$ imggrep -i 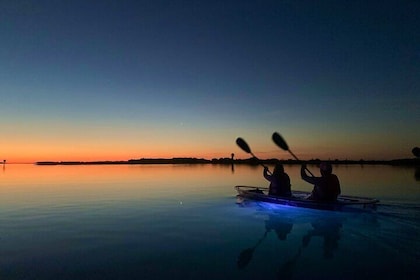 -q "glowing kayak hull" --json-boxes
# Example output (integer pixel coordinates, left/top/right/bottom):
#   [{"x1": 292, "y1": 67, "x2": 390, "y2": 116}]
[{"x1": 235, "y1": 186, "x2": 379, "y2": 211}]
